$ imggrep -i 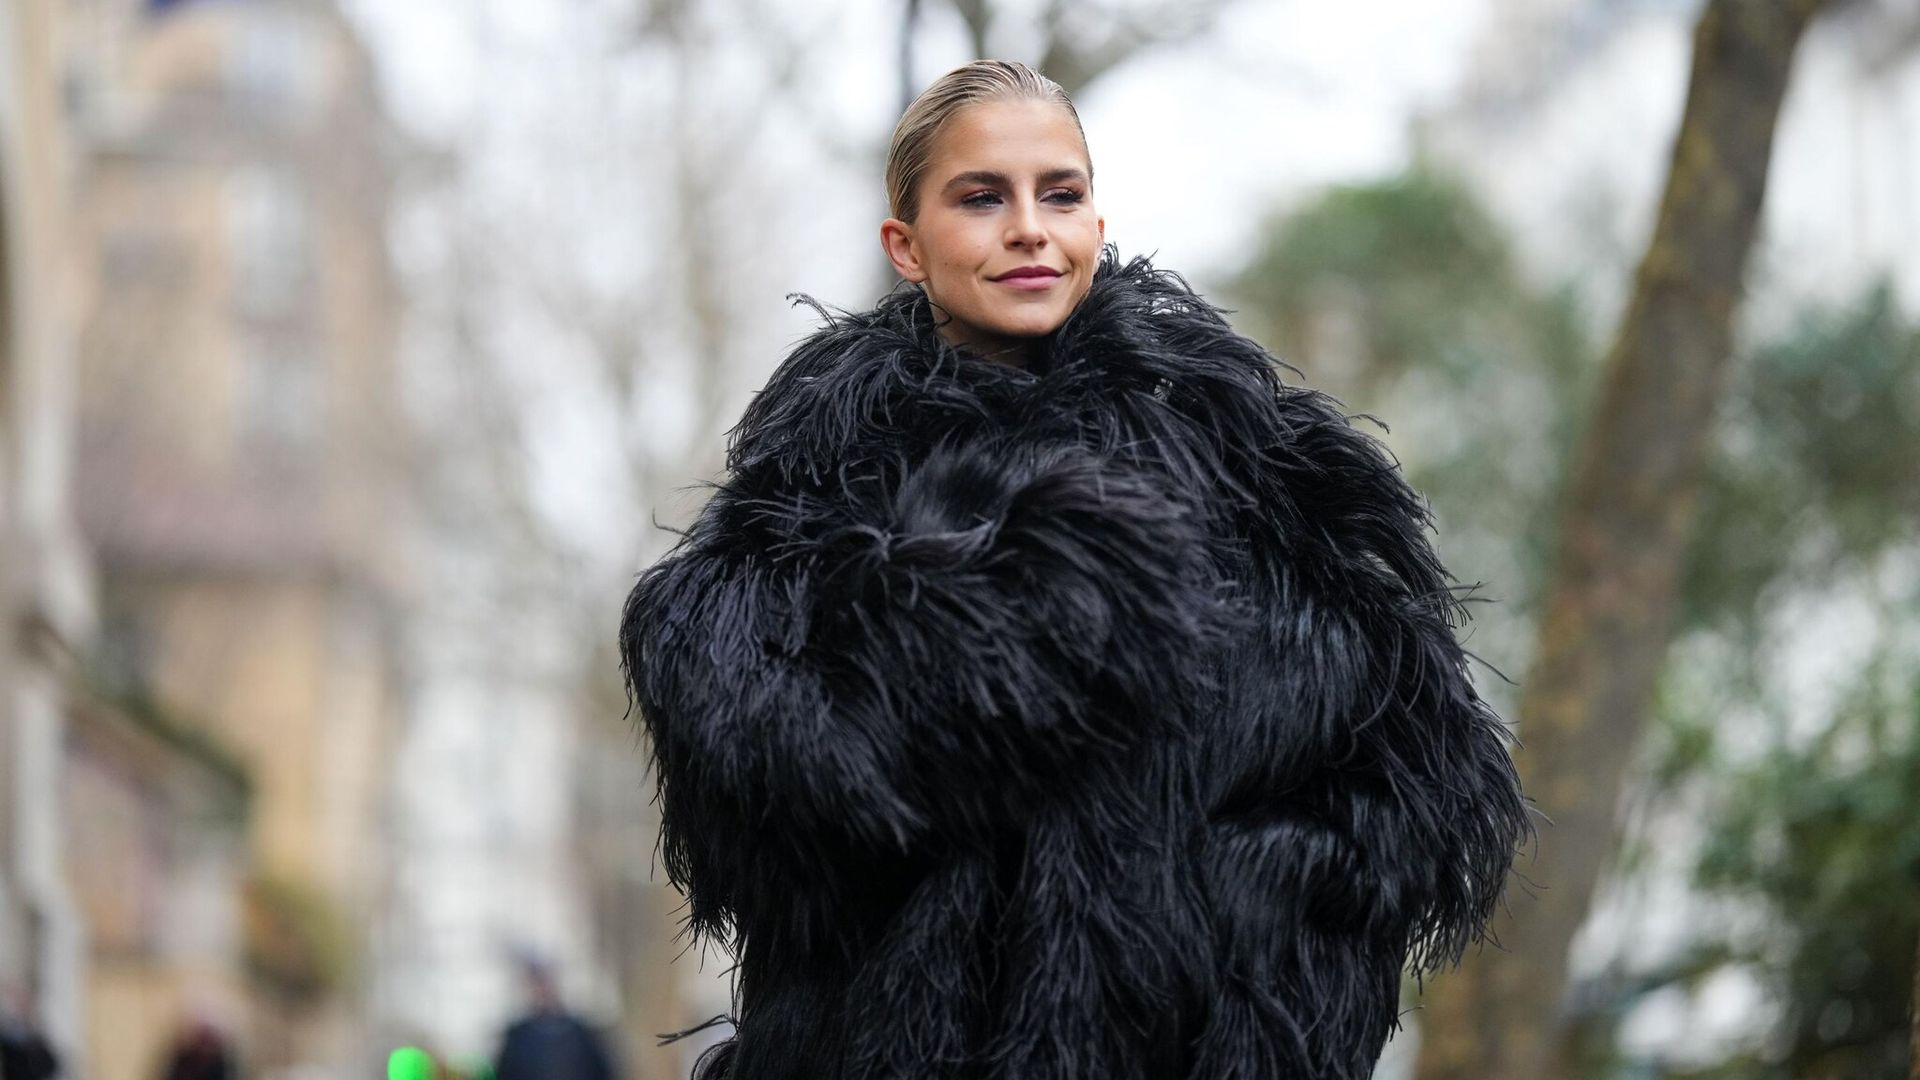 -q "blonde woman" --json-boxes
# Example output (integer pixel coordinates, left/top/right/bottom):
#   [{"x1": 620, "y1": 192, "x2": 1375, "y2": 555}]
[{"x1": 621, "y1": 58, "x2": 1531, "y2": 1080}]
